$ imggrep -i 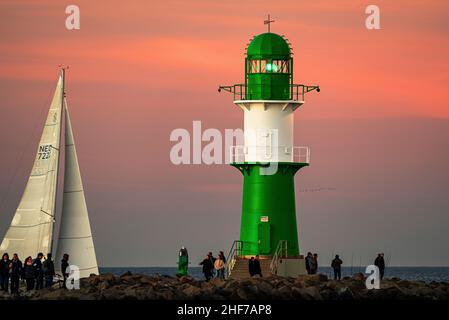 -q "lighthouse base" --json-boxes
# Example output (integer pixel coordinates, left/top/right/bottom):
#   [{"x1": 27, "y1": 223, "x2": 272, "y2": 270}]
[{"x1": 273, "y1": 257, "x2": 307, "y2": 277}]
